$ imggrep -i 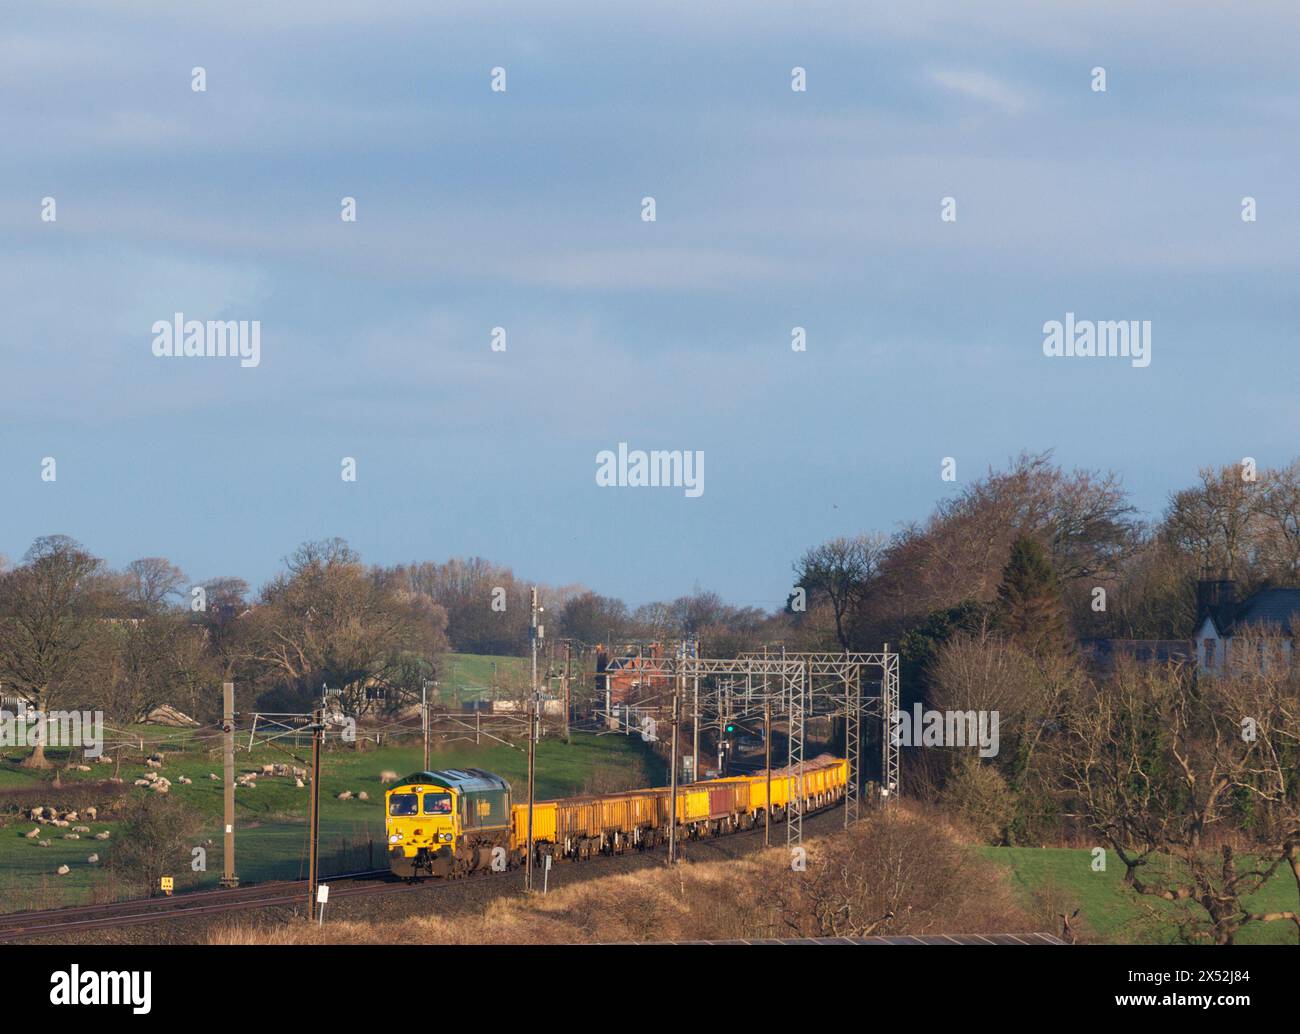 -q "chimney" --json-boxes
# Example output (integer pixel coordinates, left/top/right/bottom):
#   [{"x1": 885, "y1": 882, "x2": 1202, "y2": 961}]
[{"x1": 1196, "y1": 570, "x2": 1236, "y2": 624}]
